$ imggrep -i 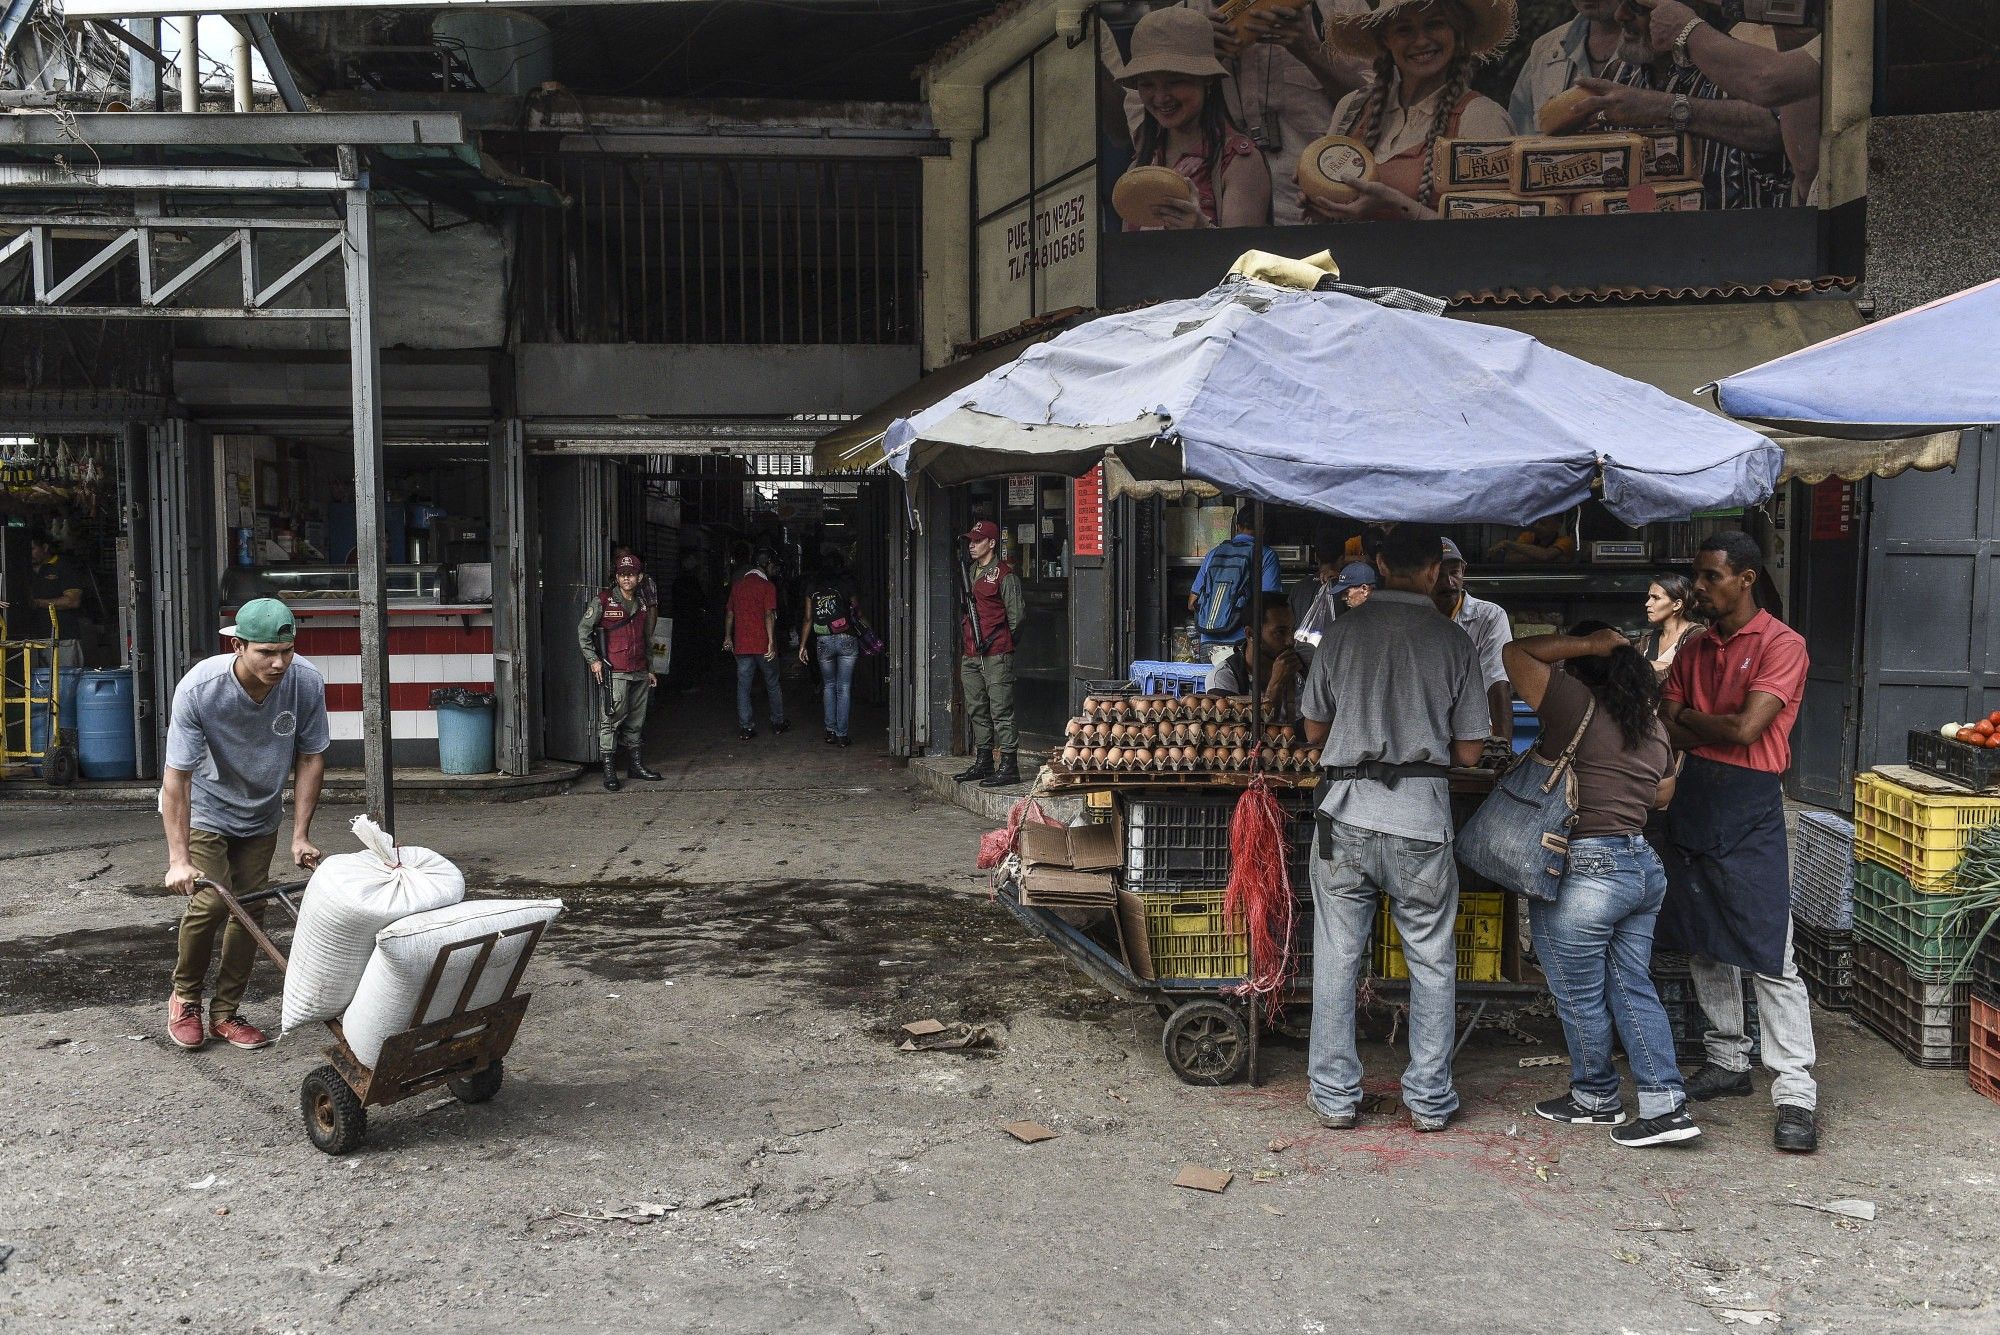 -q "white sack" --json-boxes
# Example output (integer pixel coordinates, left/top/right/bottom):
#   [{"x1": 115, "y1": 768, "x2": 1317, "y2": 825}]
[
  {"x1": 280, "y1": 815, "x2": 466, "y2": 1034},
  {"x1": 339, "y1": 898, "x2": 562, "y2": 1069}
]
